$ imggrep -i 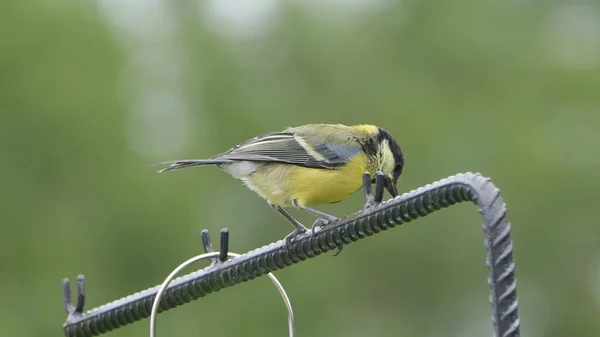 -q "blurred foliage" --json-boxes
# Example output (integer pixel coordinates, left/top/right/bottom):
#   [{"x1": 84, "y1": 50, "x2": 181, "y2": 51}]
[{"x1": 2, "y1": 1, "x2": 600, "y2": 336}]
